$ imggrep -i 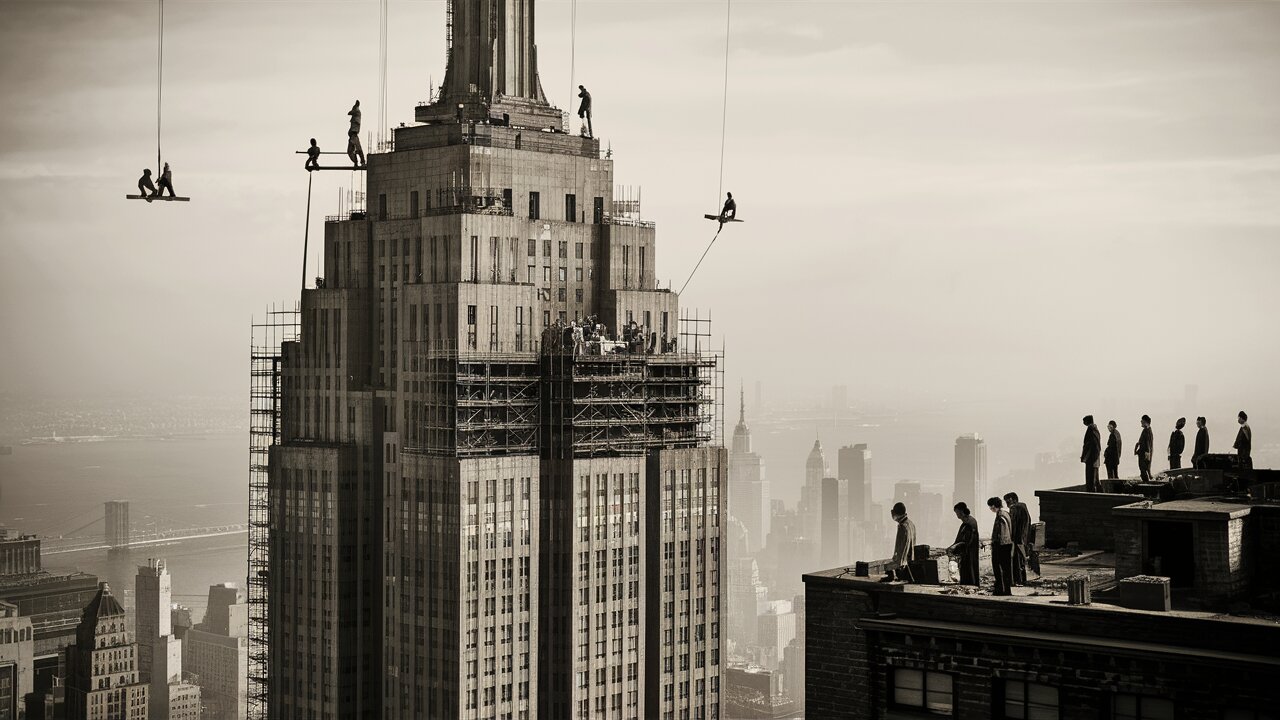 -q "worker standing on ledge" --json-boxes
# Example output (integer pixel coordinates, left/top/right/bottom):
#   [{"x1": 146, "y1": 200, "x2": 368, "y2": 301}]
[
  {"x1": 884, "y1": 502, "x2": 915, "y2": 583},
  {"x1": 347, "y1": 100, "x2": 365, "y2": 167},
  {"x1": 1235, "y1": 411, "x2": 1252, "y2": 469},
  {"x1": 1135, "y1": 415, "x2": 1154, "y2": 482},
  {"x1": 1192, "y1": 416, "x2": 1210, "y2": 467},
  {"x1": 1168, "y1": 417, "x2": 1186, "y2": 470},
  {"x1": 1105, "y1": 420, "x2": 1122, "y2": 480},
  {"x1": 577, "y1": 85, "x2": 593, "y2": 138},
  {"x1": 1080, "y1": 415, "x2": 1101, "y2": 491}
]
